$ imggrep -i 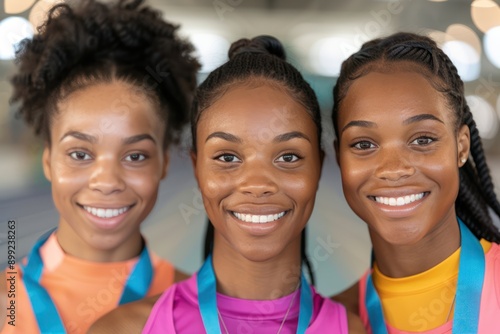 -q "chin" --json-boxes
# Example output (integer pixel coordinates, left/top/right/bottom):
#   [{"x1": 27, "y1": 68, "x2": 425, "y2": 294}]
[{"x1": 238, "y1": 245, "x2": 283, "y2": 263}]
